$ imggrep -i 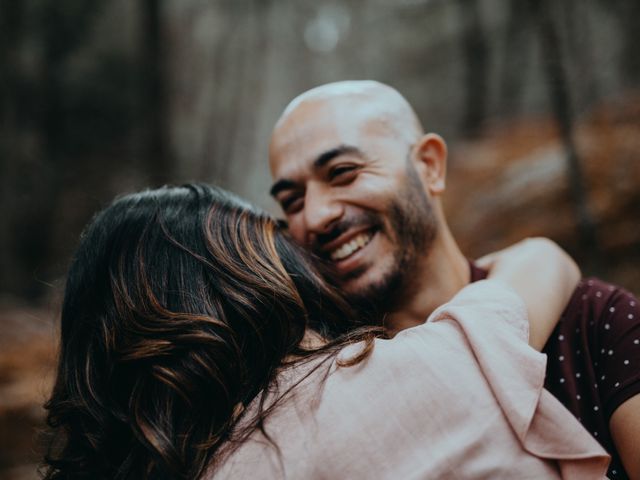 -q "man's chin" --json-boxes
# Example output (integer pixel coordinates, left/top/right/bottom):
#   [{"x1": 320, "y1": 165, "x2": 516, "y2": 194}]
[
  {"x1": 340, "y1": 268, "x2": 404, "y2": 319},
  {"x1": 337, "y1": 263, "x2": 386, "y2": 296}
]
